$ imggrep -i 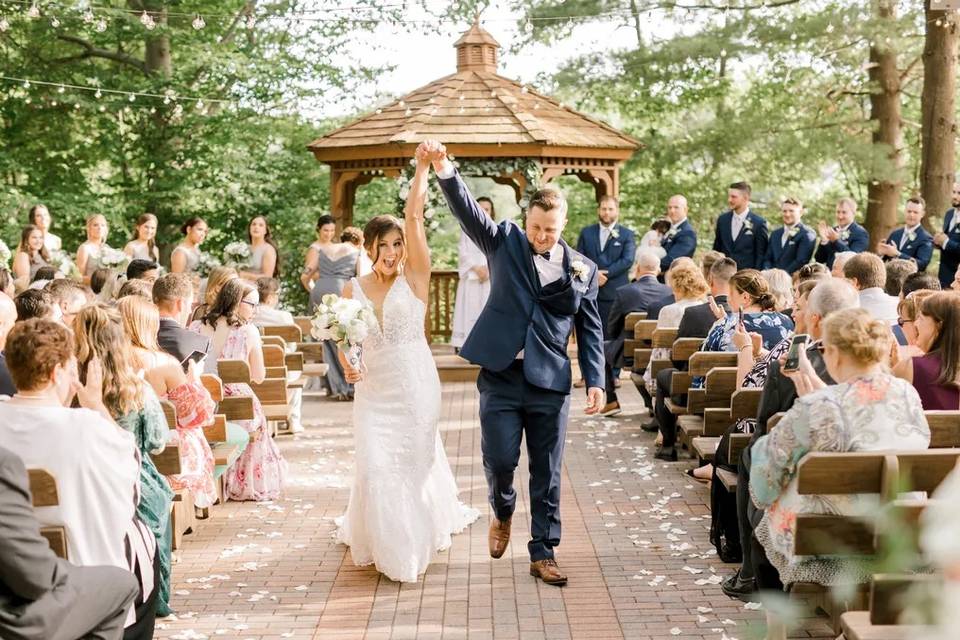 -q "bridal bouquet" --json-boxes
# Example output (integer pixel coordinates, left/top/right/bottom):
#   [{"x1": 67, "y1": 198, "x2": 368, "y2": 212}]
[
  {"x1": 223, "y1": 242, "x2": 250, "y2": 269},
  {"x1": 99, "y1": 247, "x2": 130, "y2": 270},
  {"x1": 46, "y1": 250, "x2": 81, "y2": 279},
  {"x1": 196, "y1": 251, "x2": 222, "y2": 277},
  {"x1": 310, "y1": 294, "x2": 377, "y2": 369},
  {"x1": 0, "y1": 240, "x2": 10, "y2": 269}
]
